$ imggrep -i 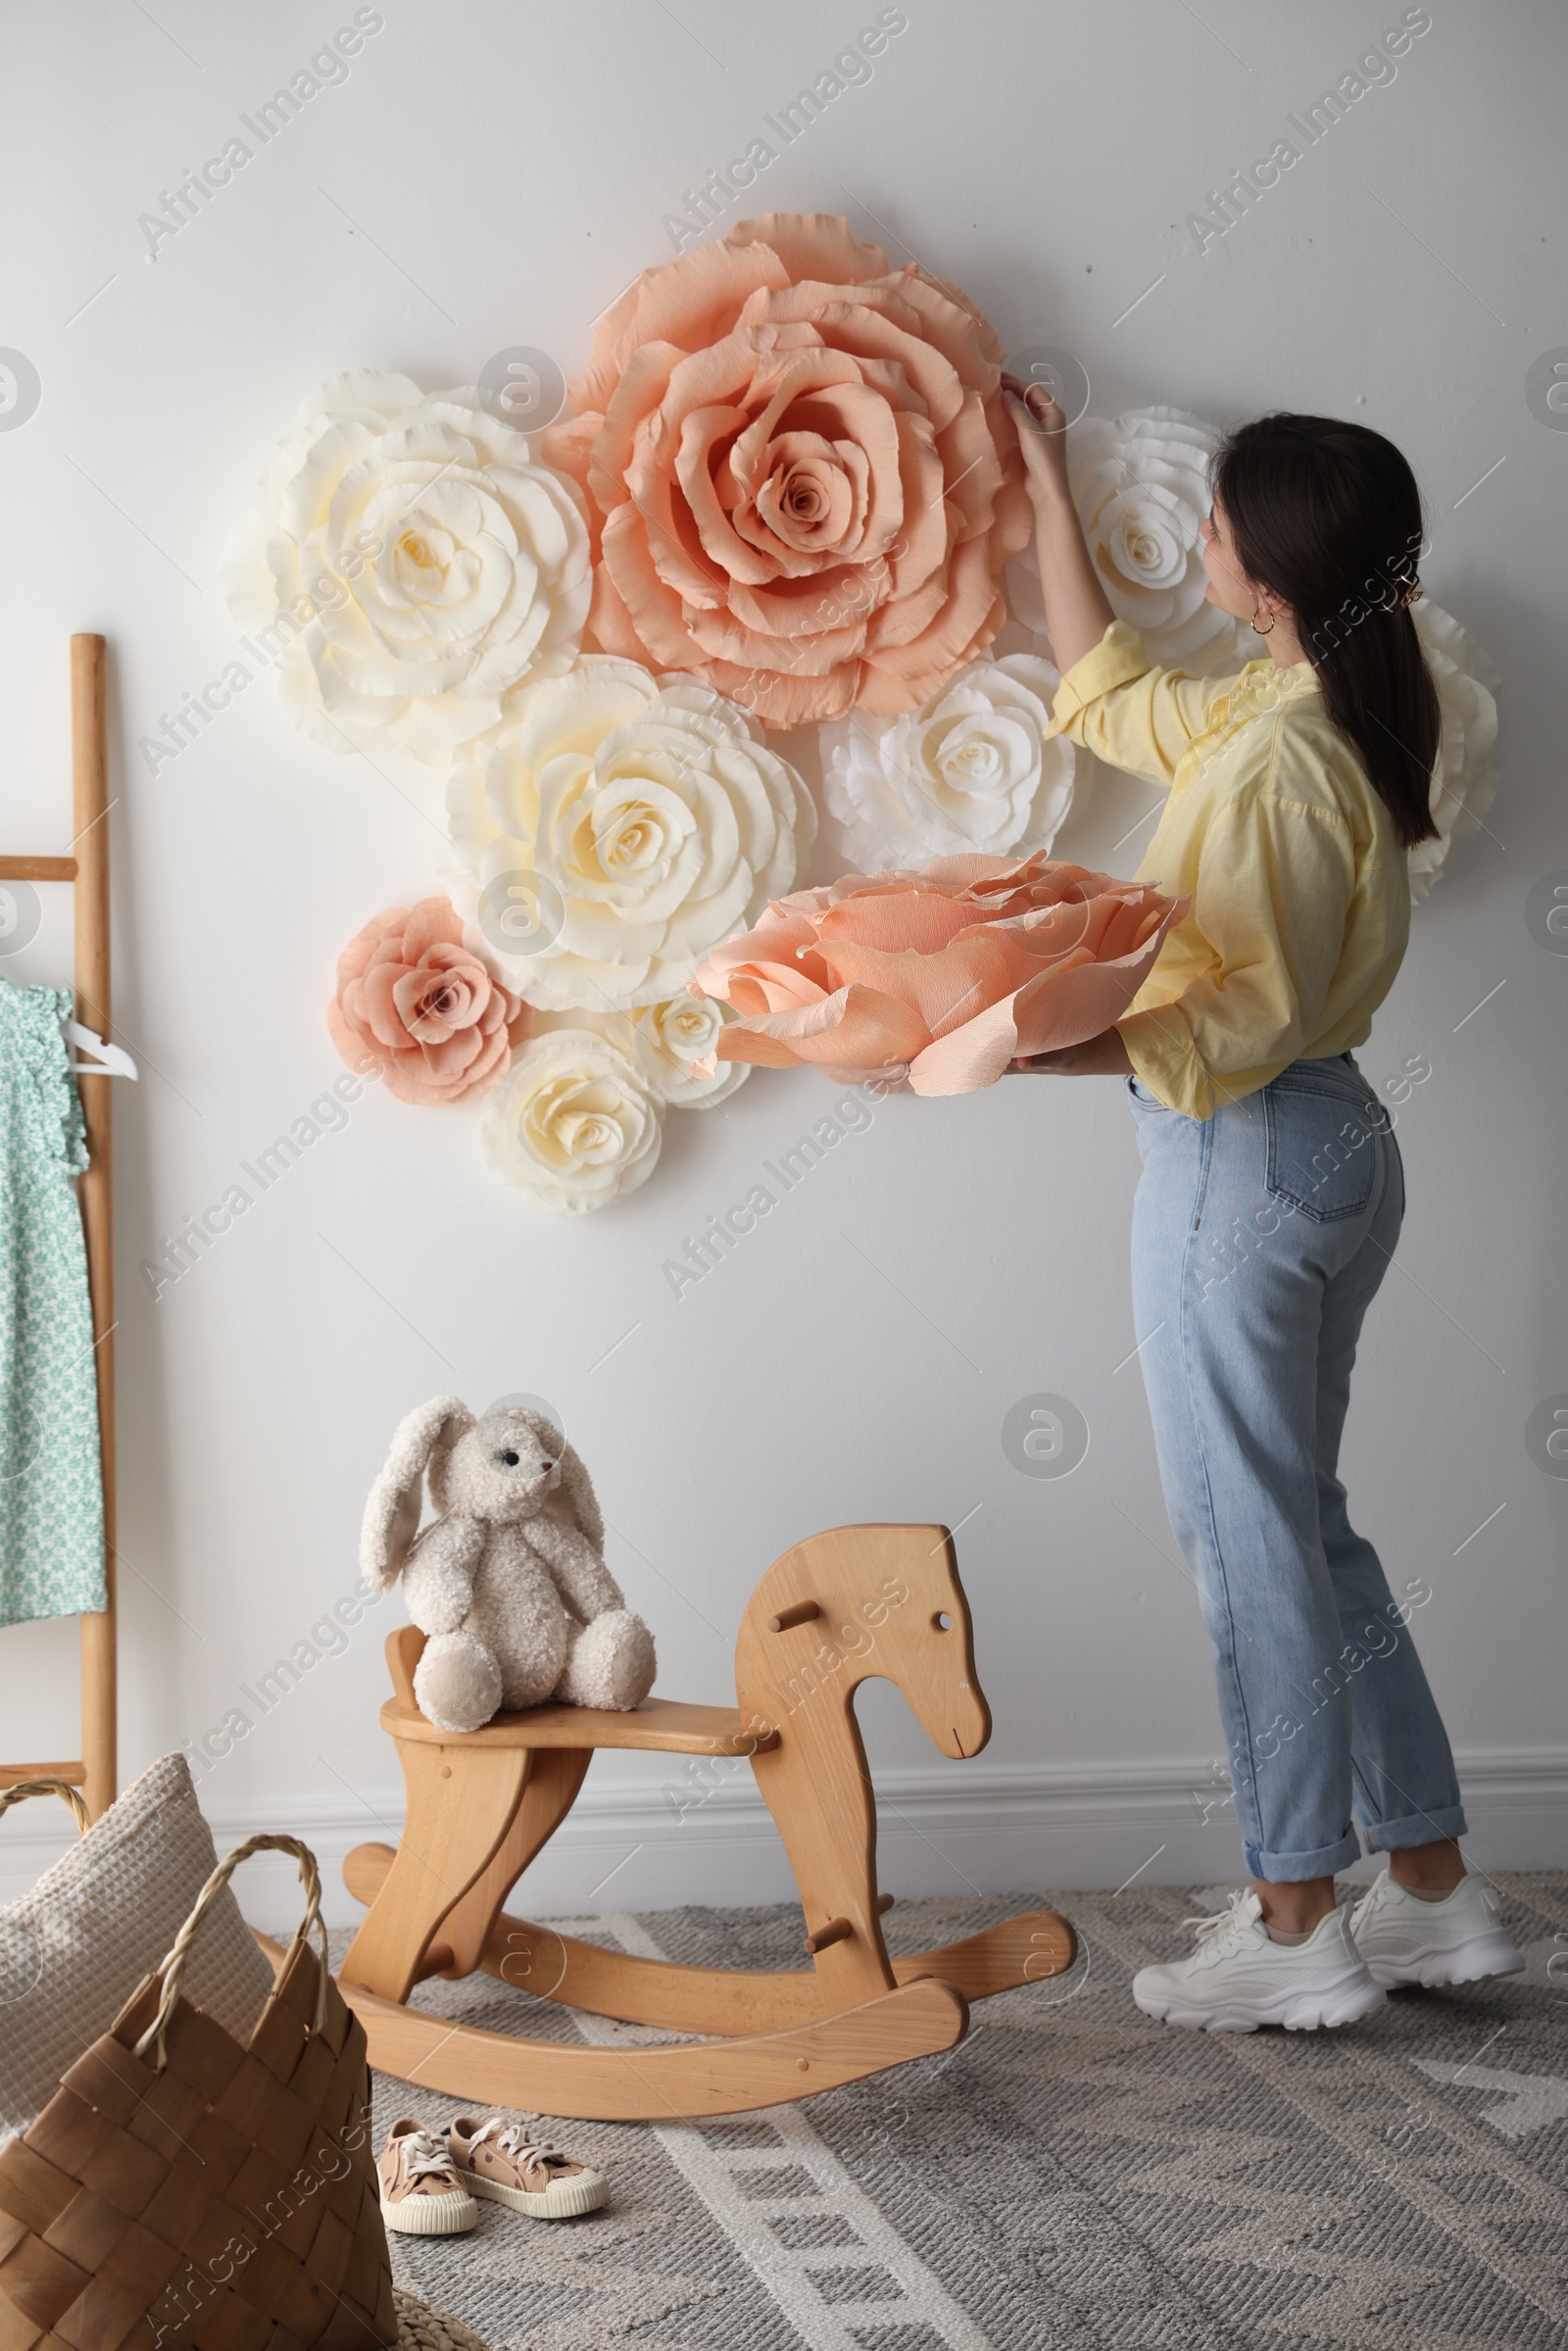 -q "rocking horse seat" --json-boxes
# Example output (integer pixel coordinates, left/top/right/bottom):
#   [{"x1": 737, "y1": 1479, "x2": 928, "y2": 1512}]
[{"x1": 381, "y1": 1627, "x2": 779, "y2": 1756}]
